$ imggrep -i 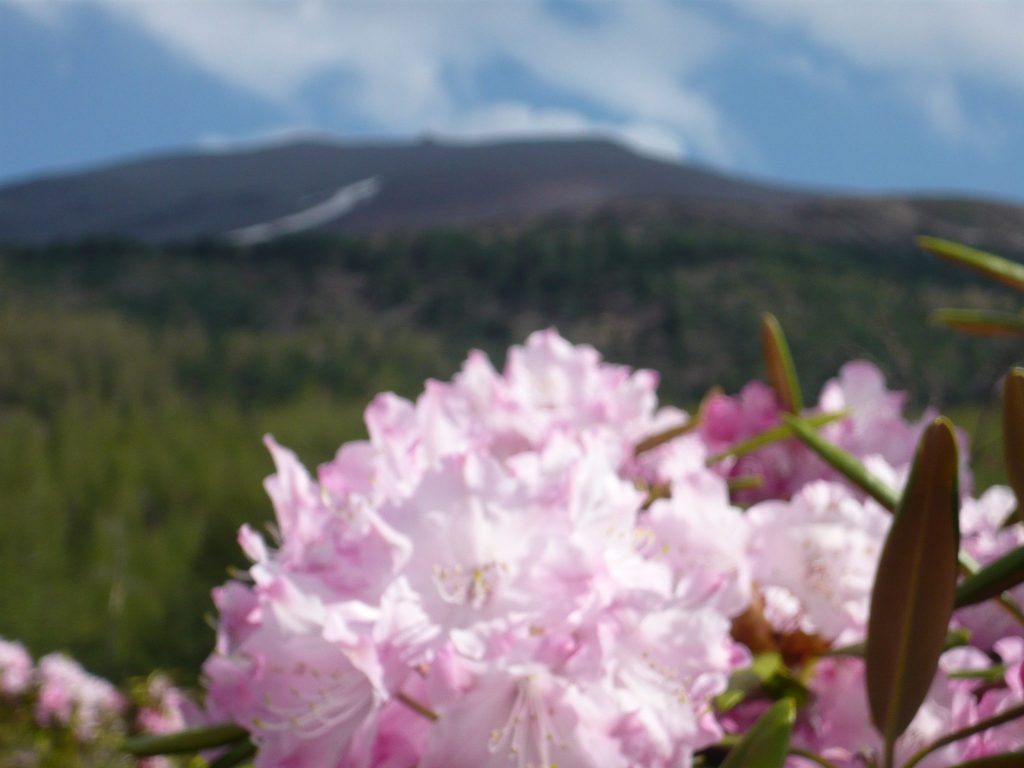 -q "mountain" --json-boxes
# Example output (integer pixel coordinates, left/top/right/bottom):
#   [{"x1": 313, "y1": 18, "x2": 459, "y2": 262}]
[
  {"x1": 0, "y1": 138, "x2": 798, "y2": 244},
  {"x1": 2, "y1": 137, "x2": 1023, "y2": 252}
]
